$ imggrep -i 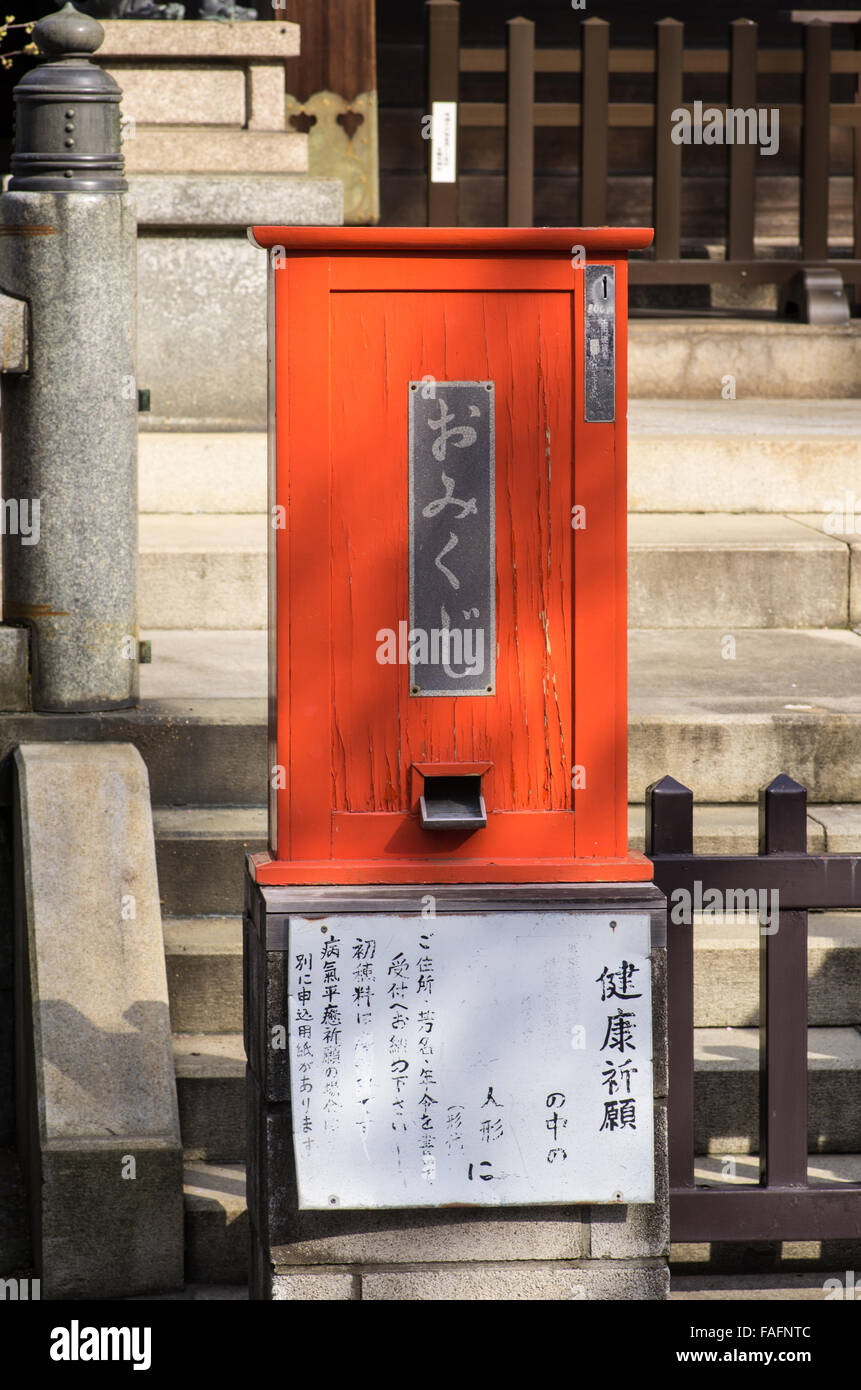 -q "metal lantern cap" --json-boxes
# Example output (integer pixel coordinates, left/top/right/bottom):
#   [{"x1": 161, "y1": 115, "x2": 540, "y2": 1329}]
[{"x1": 8, "y1": 3, "x2": 127, "y2": 193}]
